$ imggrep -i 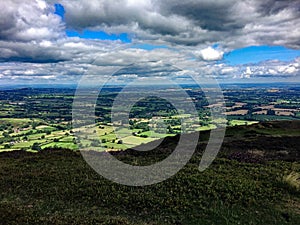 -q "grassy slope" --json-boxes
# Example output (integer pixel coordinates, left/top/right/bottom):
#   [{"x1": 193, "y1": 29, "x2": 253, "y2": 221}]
[{"x1": 0, "y1": 121, "x2": 299, "y2": 225}]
